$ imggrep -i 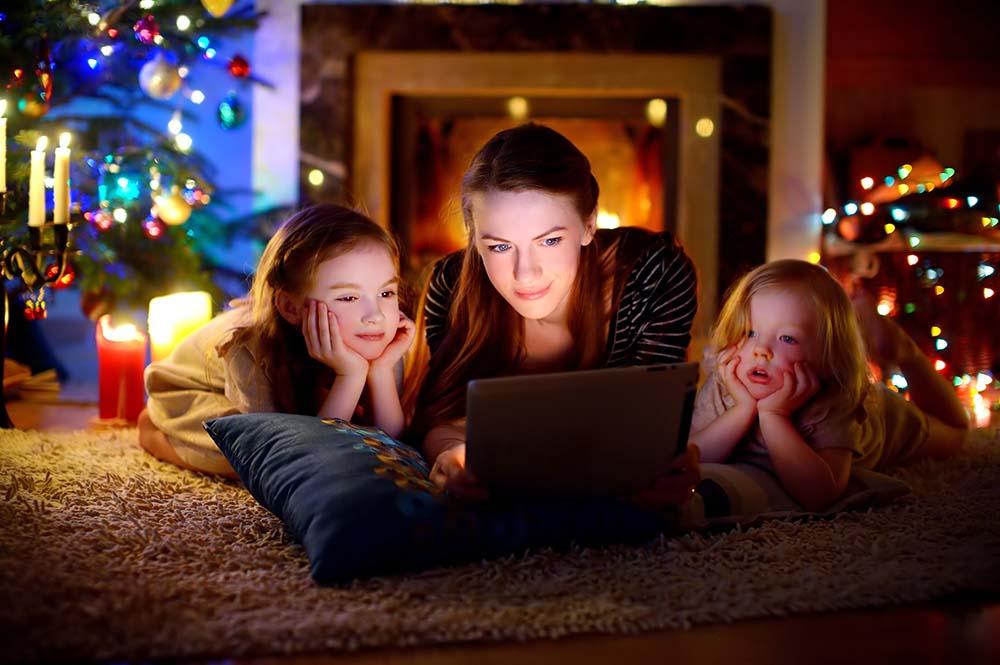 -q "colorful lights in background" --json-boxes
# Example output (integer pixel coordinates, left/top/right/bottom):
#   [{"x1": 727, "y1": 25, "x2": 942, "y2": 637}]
[{"x1": 821, "y1": 157, "x2": 1000, "y2": 418}]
